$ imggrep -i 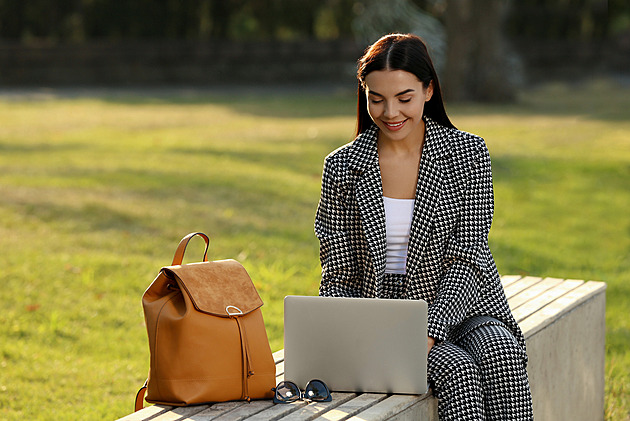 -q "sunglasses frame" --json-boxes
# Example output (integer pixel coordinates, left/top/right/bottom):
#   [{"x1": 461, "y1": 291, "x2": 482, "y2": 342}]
[{"x1": 272, "y1": 379, "x2": 332, "y2": 404}]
